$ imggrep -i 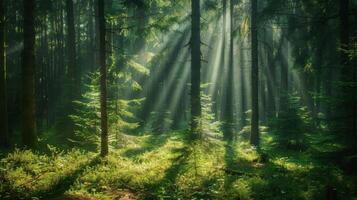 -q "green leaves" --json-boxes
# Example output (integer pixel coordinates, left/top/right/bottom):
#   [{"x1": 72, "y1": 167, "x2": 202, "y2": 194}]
[{"x1": 127, "y1": 60, "x2": 150, "y2": 75}]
